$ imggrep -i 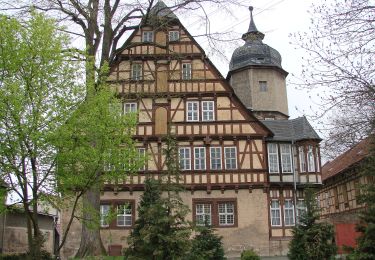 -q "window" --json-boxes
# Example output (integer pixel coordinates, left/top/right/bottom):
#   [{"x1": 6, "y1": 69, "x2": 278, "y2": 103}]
[
  {"x1": 124, "y1": 102, "x2": 137, "y2": 114},
  {"x1": 142, "y1": 31, "x2": 153, "y2": 42},
  {"x1": 202, "y1": 101, "x2": 214, "y2": 121},
  {"x1": 186, "y1": 101, "x2": 199, "y2": 121},
  {"x1": 182, "y1": 63, "x2": 192, "y2": 80},
  {"x1": 194, "y1": 147, "x2": 206, "y2": 170},
  {"x1": 137, "y1": 148, "x2": 146, "y2": 171},
  {"x1": 210, "y1": 147, "x2": 222, "y2": 170},
  {"x1": 179, "y1": 147, "x2": 191, "y2": 170},
  {"x1": 100, "y1": 205, "x2": 110, "y2": 227},
  {"x1": 284, "y1": 200, "x2": 295, "y2": 226},
  {"x1": 196, "y1": 204, "x2": 211, "y2": 226},
  {"x1": 224, "y1": 147, "x2": 237, "y2": 170},
  {"x1": 117, "y1": 204, "x2": 132, "y2": 227},
  {"x1": 268, "y1": 143, "x2": 279, "y2": 173},
  {"x1": 296, "y1": 199, "x2": 306, "y2": 223},
  {"x1": 169, "y1": 31, "x2": 180, "y2": 41},
  {"x1": 315, "y1": 148, "x2": 320, "y2": 172},
  {"x1": 280, "y1": 144, "x2": 292, "y2": 173},
  {"x1": 218, "y1": 202, "x2": 235, "y2": 226},
  {"x1": 270, "y1": 200, "x2": 281, "y2": 226},
  {"x1": 307, "y1": 145, "x2": 315, "y2": 172},
  {"x1": 259, "y1": 81, "x2": 268, "y2": 92},
  {"x1": 131, "y1": 64, "x2": 142, "y2": 80},
  {"x1": 299, "y1": 146, "x2": 306, "y2": 173}
]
